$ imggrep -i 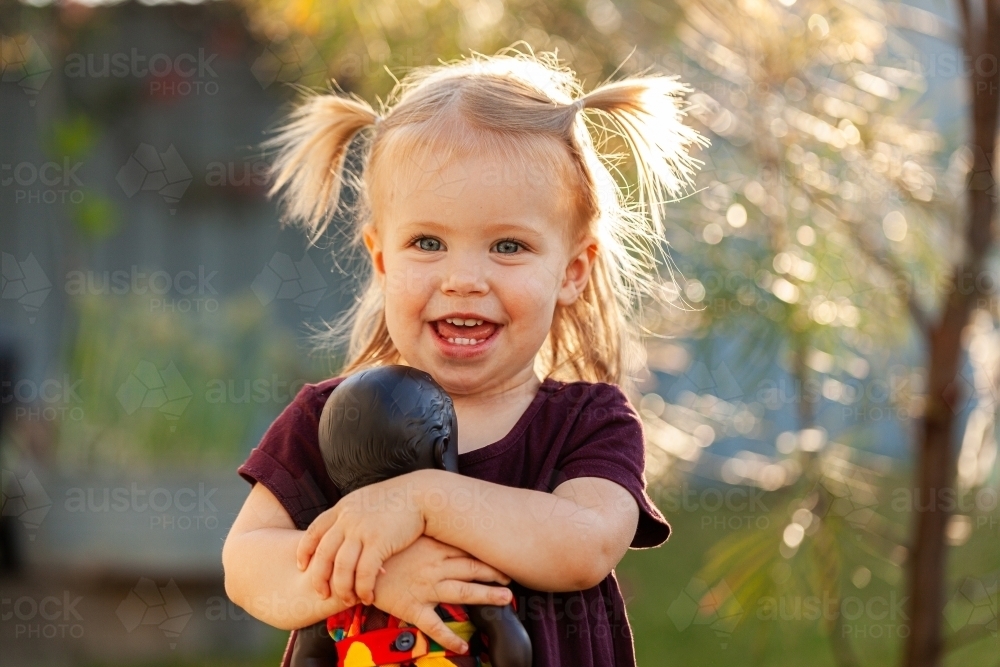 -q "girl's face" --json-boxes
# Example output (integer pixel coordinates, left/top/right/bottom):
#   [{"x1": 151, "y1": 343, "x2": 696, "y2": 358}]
[{"x1": 363, "y1": 148, "x2": 596, "y2": 398}]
